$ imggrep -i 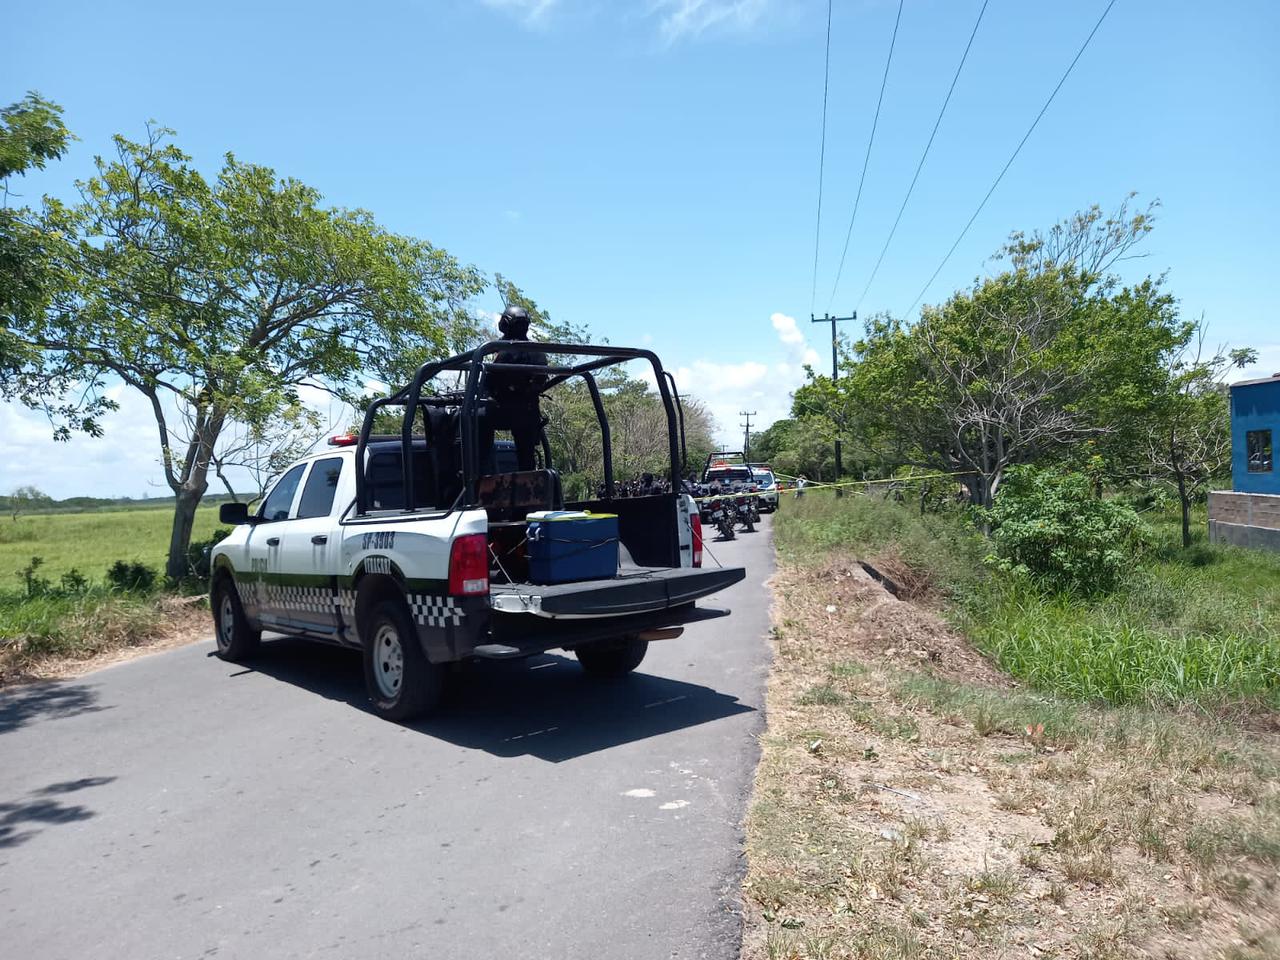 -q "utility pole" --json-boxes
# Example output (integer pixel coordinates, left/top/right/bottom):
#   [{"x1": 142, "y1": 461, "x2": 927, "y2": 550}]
[
  {"x1": 739, "y1": 411, "x2": 757, "y2": 463},
  {"x1": 811, "y1": 311, "x2": 855, "y2": 496}
]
